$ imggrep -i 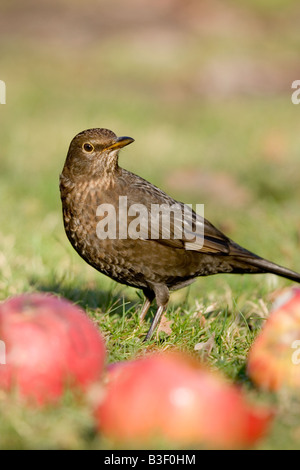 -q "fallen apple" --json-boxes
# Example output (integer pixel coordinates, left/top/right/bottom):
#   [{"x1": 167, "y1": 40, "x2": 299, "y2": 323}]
[
  {"x1": 0, "y1": 293, "x2": 106, "y2": 405},
  {"x1": 95, "y1": 351, "x2": 272, "y2": 449},
  {"x1": 247, "y1": 287, "x2": 300, "y2": 391}
]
